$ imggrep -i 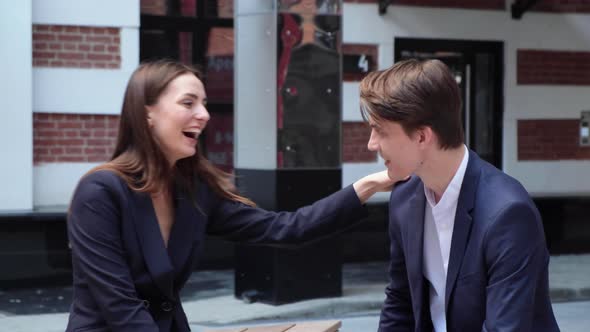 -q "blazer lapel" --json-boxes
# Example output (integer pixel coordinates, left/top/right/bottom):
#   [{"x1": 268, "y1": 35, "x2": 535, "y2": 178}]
[
  {"x1": 167, "y1": 190, "x2": 198, "y2": 276},
  {"x1": 130, "y1": 191, "x2": 174, "y2": 299},
  {"x1": 445, "y1": 150, "x2": 479, "y2": 309},
  {"x1": 405, "y1": 181, "x2": 427, "y2": 324}
]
